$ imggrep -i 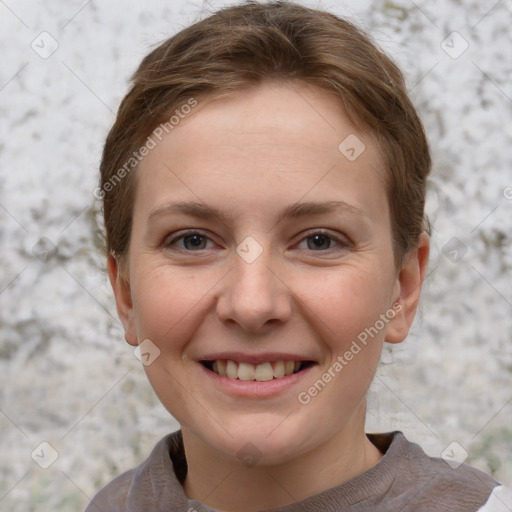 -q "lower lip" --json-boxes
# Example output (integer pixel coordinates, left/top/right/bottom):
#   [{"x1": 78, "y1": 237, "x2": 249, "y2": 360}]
[{"x1": 198, "y1": 362, "x2": 316, "y2": 398}]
